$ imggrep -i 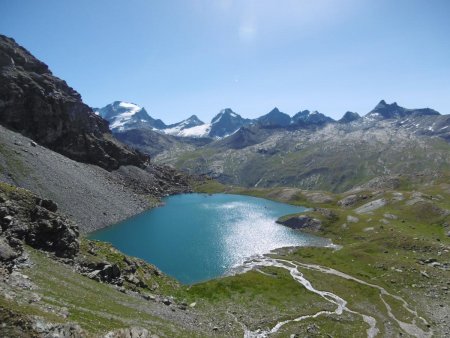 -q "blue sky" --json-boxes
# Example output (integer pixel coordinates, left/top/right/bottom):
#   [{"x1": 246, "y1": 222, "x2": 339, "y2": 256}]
[{"x1": 1, "y1": 0, "x2": 449, "y2": 123}]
